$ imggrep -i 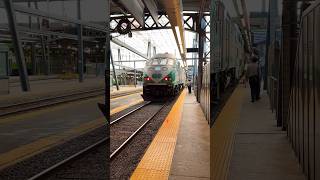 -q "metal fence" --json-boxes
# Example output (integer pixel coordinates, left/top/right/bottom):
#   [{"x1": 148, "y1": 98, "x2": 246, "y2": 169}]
[{"x1": 287, "y1": 2, "x2": 320, "y2": 179}]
